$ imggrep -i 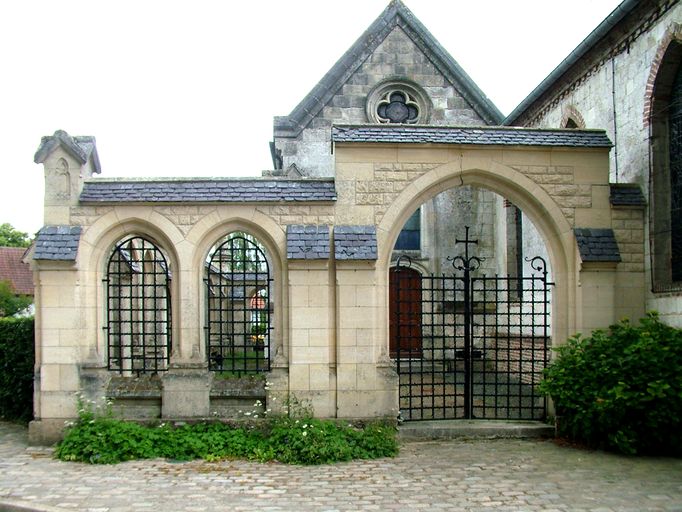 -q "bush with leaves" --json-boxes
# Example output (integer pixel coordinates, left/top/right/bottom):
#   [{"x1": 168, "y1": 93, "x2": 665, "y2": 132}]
[
  {"x1": 0, "y1": 316, "x2": 34, "y2": 421},
  {"x1": 540, "y1": 312, "x2": 682, "y2": 455}
]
